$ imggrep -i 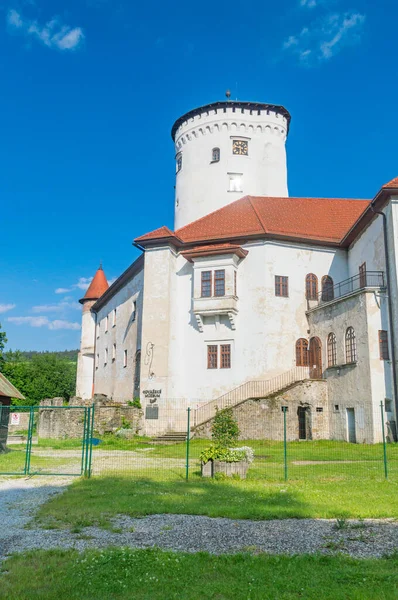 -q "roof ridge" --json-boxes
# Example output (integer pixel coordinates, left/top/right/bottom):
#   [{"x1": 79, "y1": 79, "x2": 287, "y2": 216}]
[{"x1": 248, "y1": 196, "x2": 268, "y2": 233}]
